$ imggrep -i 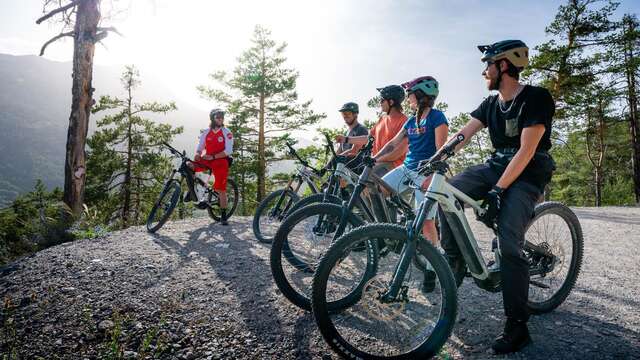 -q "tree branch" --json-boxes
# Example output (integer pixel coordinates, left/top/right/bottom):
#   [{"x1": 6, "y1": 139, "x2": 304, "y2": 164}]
[
  {"x1": 39, "y1": 31, "x2": 74, "y2": 56},
  {"x1": 97, "y1": 26, "x2": 123, "y2": 37},
  {"x1": 36, "y1": 0, "x2": 80, "y2": 24}
]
